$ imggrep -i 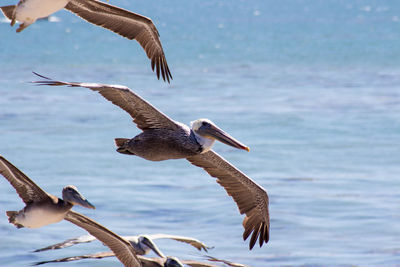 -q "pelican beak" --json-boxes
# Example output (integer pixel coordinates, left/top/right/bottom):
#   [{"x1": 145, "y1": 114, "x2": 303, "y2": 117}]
[
  {"x1": 141, "y1": 236, "x2": 165, "y2": 258},
  {"x1": 76, "y1": 198, "x2": 96, "y2": 209},
  {"x1": 198, "y1": 124, "x2": 250, "y2": 152},
  {"x1": 68, "y1": 190, "x2": 96, "y2": 209}
]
